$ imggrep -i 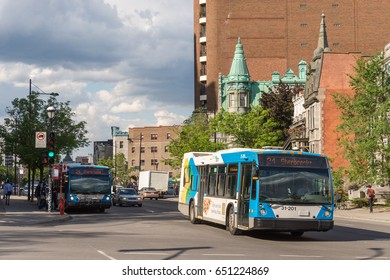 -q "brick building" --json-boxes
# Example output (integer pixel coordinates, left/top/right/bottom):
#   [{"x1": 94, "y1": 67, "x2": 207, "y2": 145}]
[
  {"x1": 127, "y1": 126, "x2": 180, "y2": 178},
  {"x1": 194, "y1": 0, "x2": 390, "y2": 113}
]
